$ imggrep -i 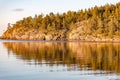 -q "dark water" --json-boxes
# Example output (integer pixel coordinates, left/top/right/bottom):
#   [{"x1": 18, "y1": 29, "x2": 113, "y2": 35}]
[{"x1": 0, "y1": 40, "x2": 120, "y2": 80}]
